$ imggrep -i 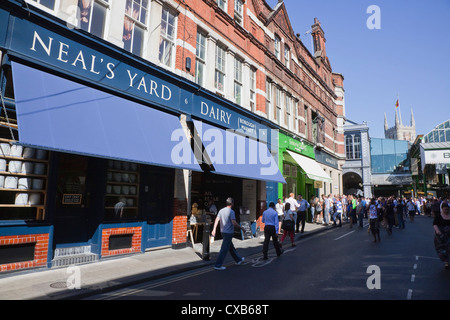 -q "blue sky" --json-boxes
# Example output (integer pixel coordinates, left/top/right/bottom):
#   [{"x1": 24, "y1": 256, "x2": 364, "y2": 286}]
[{"x1": 266, "y1": 0, "x2": 450, "y2": 138}]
